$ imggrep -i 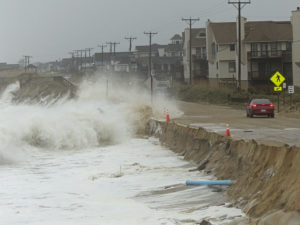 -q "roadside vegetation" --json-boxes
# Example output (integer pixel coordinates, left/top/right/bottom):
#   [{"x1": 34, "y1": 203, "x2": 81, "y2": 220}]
[{"x1": 173, "y1": 82, "x2": 300, "y2": 113}]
